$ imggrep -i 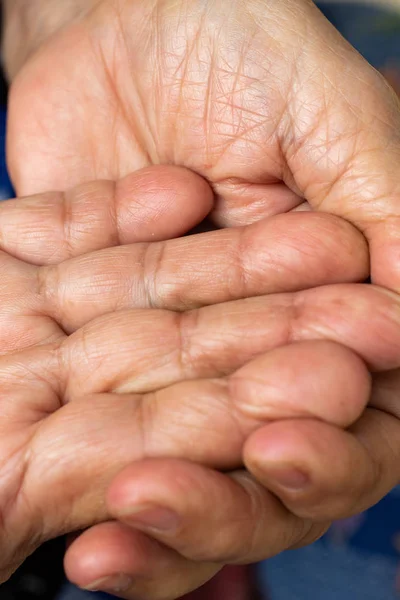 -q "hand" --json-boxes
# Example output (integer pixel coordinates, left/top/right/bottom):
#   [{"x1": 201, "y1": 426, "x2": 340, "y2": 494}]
[
  {"x1": 6, "y1": 1, "x2": 400, "y2": 593},
  {"x1": 5, "y1": 0, "x2": 400, "y2": 293},
  {"x1": 65, "y1": 281, "x2": 400, "y2": 600},
  {"x1": 0, "y1": 165, "x2": 371, "y2": 586},
  {"x1": 1, "y1": 168, "x2": 399, "y2": 600}
]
